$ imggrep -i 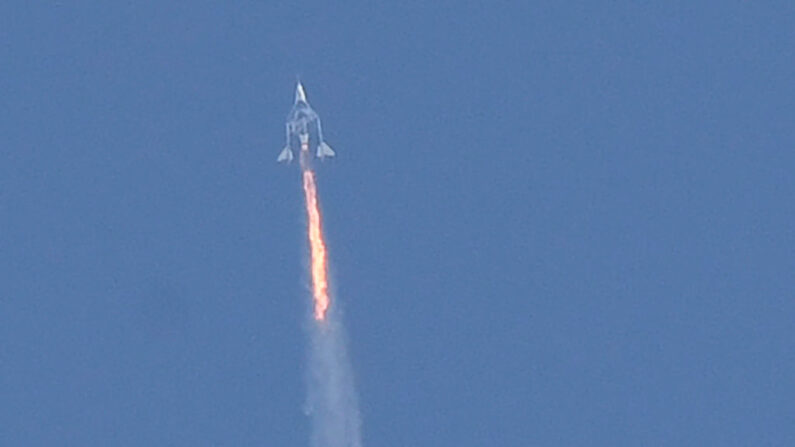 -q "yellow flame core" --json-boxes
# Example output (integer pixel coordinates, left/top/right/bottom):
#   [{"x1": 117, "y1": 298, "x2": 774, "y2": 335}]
[{"x1": 302, "y1": 169, "x2": 330, "y2": 321}]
